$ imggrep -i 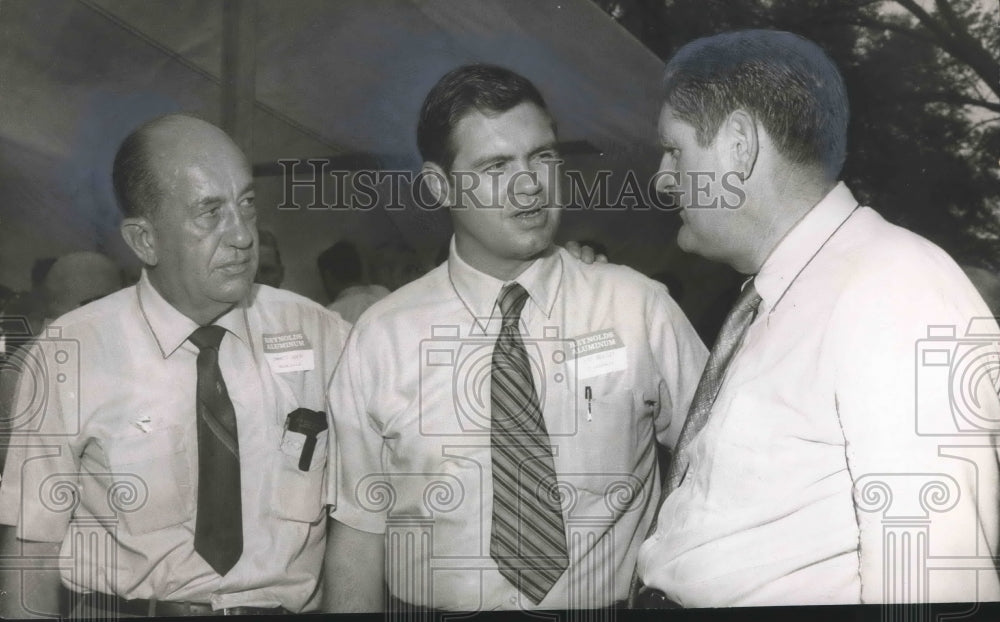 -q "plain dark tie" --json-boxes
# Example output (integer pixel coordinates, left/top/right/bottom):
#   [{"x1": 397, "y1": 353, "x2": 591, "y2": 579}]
[
  {"x1": 489, "y1": 282, "x2": 569, "y2": 605},
  {"x1": 188, "y1": 325, "x2": 243, "y2": 575}
]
